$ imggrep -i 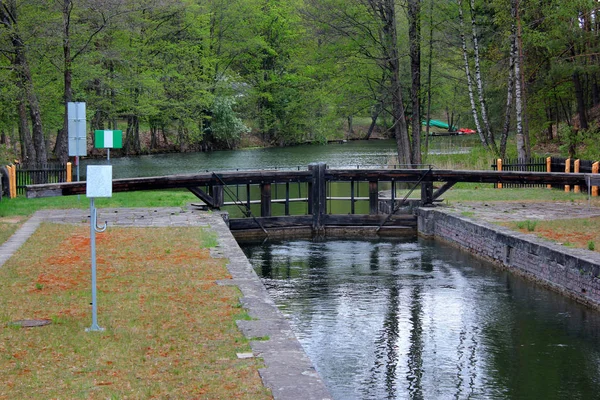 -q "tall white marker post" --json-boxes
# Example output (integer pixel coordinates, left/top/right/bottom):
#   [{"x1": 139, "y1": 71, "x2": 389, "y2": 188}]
[
  {"x1": 68, "y1": 102, "x2": 87, "y2": 181},
  {"x1": 85, "y1": 165, "x2": 112, "y2": 332}
]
